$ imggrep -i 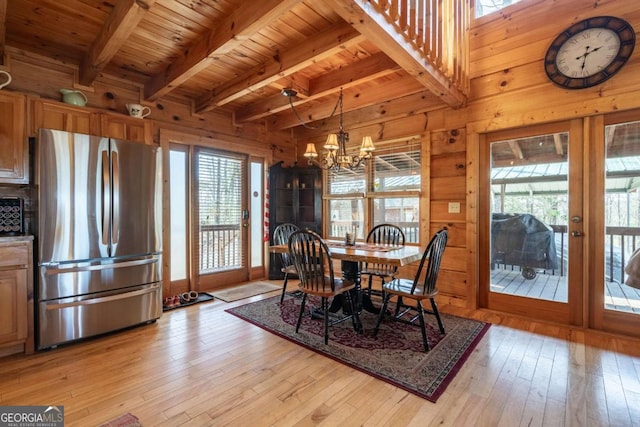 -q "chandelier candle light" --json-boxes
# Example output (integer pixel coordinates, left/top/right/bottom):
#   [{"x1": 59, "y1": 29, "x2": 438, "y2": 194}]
[{"x1": 284, "y1": 87, "x2": 375, "y2": 171}]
